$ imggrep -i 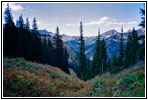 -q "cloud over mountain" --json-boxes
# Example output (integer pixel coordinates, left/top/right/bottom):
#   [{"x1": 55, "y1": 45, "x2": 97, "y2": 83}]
[{"x1": 2, "y1": 3, "x2": 24, "y2": 12}]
